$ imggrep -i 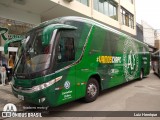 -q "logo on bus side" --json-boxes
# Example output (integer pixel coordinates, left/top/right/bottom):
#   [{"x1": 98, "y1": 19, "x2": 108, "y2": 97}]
[
  {"x1": 123, "y1": 39, "x2": 139, "y2": 81},
  {"x1": 64, "y1": 81, "x2": 70, "y2": 89}
]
